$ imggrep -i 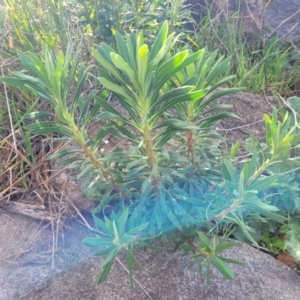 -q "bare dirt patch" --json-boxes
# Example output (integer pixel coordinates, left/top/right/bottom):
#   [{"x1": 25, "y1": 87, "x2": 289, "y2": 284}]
[{"x1": 214, "y1": 90, "x2": 278, "y2": 155}]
